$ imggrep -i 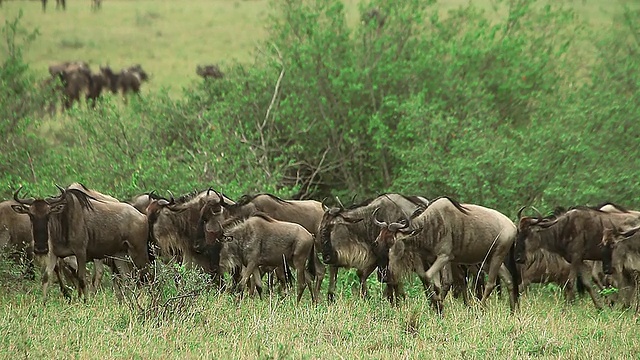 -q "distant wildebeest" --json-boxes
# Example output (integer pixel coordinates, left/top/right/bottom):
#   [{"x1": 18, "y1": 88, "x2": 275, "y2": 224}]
[
  {"x1": 196, "y1": 64, "x2": 224, "y2": 80},
  {"x1": 217, "y1": 213, "x2": 317, "y2": 303},
  {"x1": 91, "y1": 0, "x2": 101, "y2": 11},
  {"x1": 515, "y1": 204, "x2": 640, "y2": 309},
  {"x1": 146, "y1": 189, "x2": 234, "y2": 273},
  {"x1": 195, "y1": 192, "x2": 325, "y2": 293},
  {"x1": 48, "y1": 61, "x2": 93, "y2": 111},
  {"x1": 12, "y1": 185, "x2": 151, "y2": 301},
  {"x1": 318, "y1": 193, "x2": 430, "y2": 303},
  {"x1": 377, "y1": 196, "x2": 520, "y2": 313},
  {"x1": 100, "y1": 64, "x2": 149, "y2": 100},
  {"x1": 42, "y1": 0, "x2": 66, "y2": 12},
  {"x1": 602, "y1": 226, "x2": 640, "y2": 309}
]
